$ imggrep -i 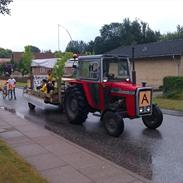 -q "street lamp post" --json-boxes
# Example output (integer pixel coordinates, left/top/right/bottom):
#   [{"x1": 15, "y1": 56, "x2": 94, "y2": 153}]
[
  {"x1": 58, "y1": 24, "x2": 73, "y2": 51},
  {"x1": 58, "y1": 24, "x2": 60, "y2": 51}
]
